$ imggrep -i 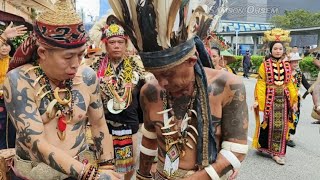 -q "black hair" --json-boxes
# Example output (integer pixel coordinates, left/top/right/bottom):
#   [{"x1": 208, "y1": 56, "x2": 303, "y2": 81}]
[
  {"x1": 269, "y1": 41, "x2": 284, "y2": 53},
  {"x1": 211, "y1": 46, "x2": 221, "y2": 56}
]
